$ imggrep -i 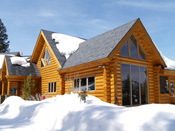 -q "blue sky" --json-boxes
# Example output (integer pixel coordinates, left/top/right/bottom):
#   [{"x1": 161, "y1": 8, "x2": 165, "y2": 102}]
[{"x1": 0, "y1": 0, "x2": 175, "y2": 60}]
